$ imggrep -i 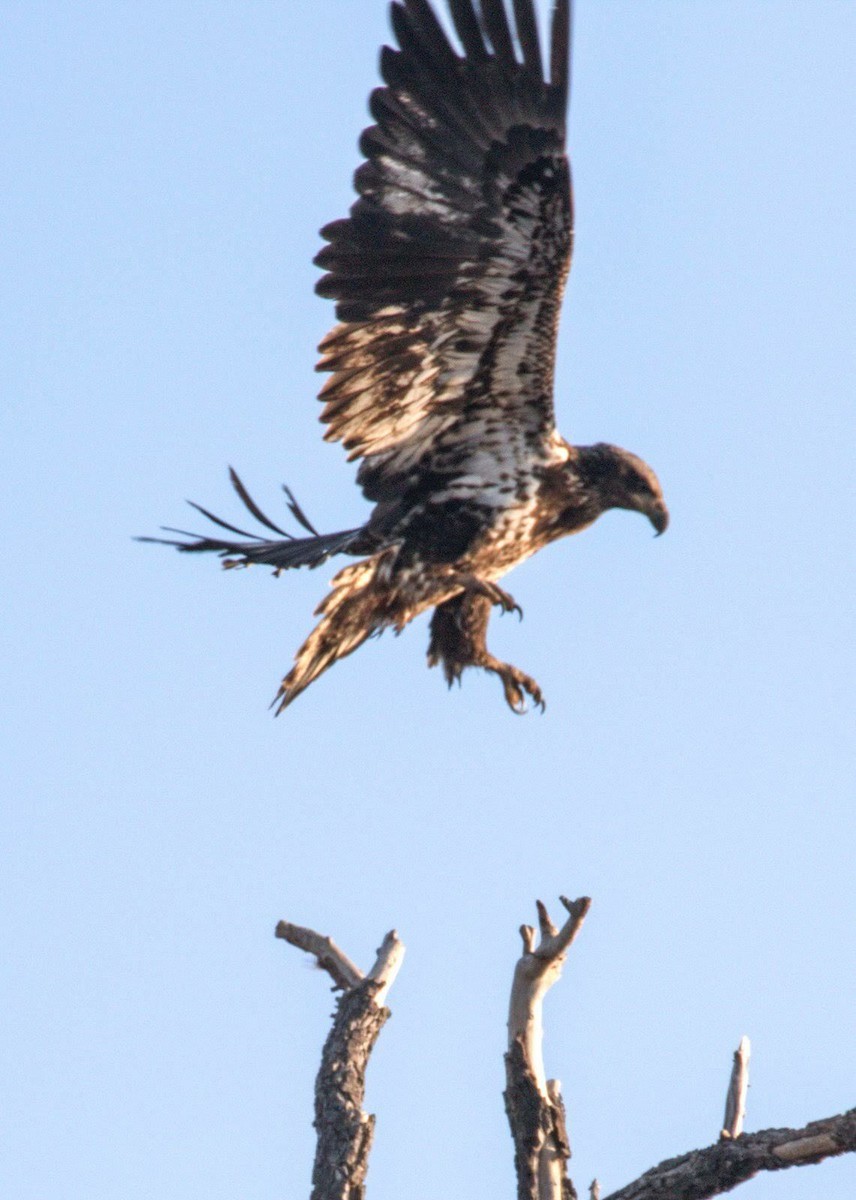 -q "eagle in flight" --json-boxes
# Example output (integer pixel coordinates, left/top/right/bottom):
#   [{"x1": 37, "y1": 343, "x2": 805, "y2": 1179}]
[{"x1": 145, "y1": 0, "x2": 668, "y2": 713}]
